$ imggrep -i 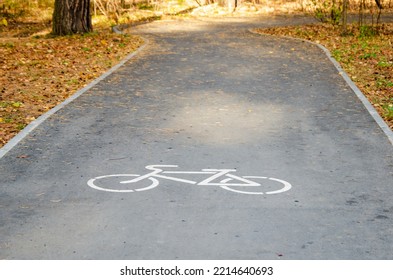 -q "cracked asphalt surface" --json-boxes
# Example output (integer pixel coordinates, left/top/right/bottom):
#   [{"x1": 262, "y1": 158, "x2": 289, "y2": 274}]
[{"x1": 1, "y1": 16, "x2": 393, "y2": 259}]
